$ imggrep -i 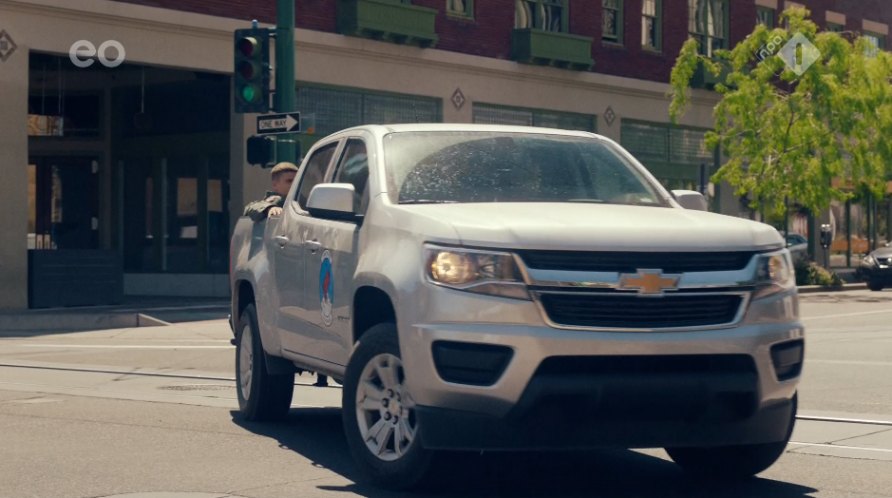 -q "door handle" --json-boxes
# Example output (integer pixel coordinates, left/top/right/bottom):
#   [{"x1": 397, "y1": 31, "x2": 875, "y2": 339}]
[
  {"x1": 304, "y1": 239, "x2": 322, "y2": 252},
  {"x1": 274, "y1": 235, "x2": 289, "y2": 248}
]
